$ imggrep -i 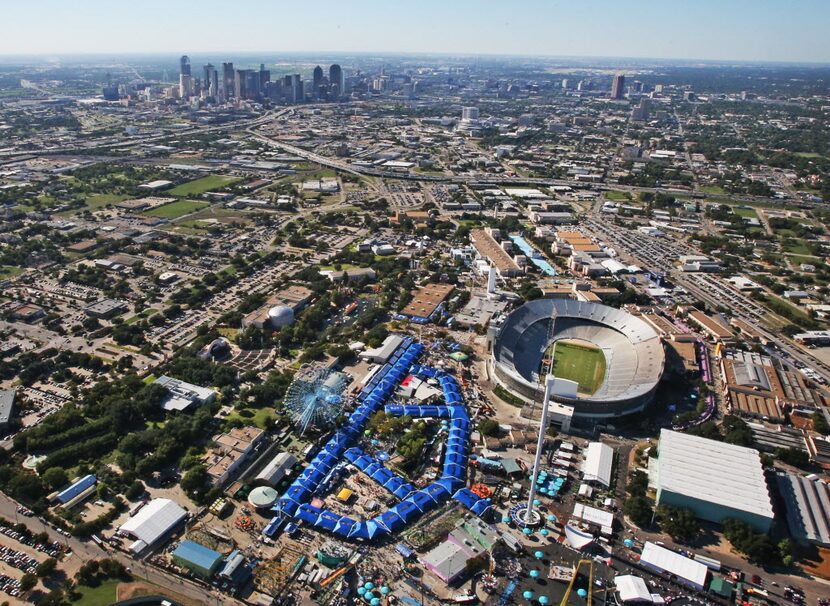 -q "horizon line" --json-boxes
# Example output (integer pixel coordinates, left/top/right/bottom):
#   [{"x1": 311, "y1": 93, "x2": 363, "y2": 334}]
[{"x1": 0, "y1": 49, "x2": 829, "y2": 67}]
